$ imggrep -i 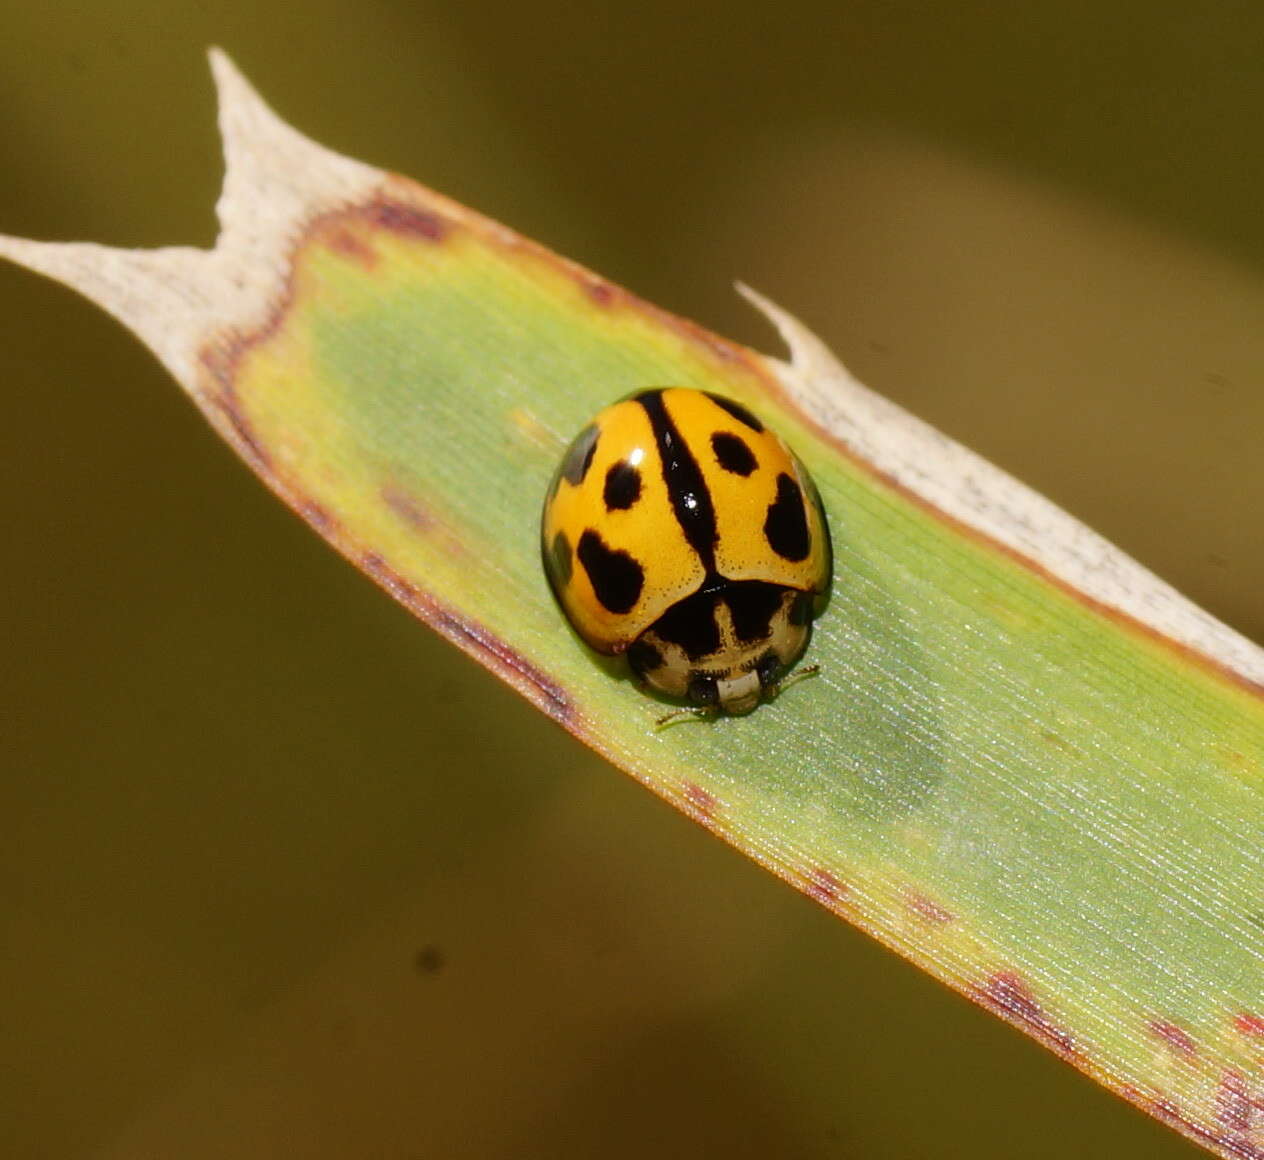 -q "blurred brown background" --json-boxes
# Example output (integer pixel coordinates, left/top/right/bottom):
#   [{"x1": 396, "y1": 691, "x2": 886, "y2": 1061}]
[{"x1": 2, "y1": 3, "x2": 1261, "y2": 1157}]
